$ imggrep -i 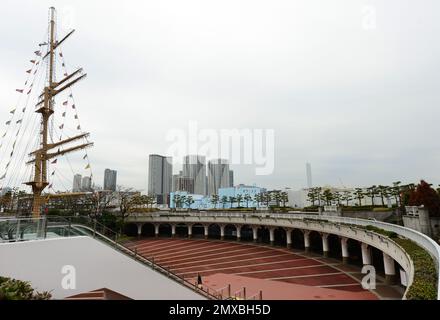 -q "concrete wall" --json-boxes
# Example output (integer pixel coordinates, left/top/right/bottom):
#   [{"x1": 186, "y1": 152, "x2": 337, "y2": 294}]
[{"x1": 0, "y1": 236, "x2": 204, "y2": 300}]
